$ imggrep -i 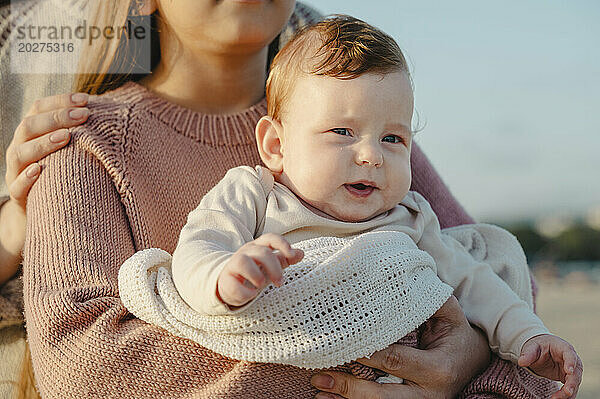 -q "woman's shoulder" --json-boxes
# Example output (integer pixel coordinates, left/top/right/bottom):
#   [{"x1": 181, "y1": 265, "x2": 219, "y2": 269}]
[
  {"x1": 86, "y1": 81, "x2": 148, "y2": 112},
  {"x1": 62, "y1": 82, "x2": 154, "y2": 180},
  {"x1": 70, "y1": 82, "x2": 147, "y2": 144}
]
